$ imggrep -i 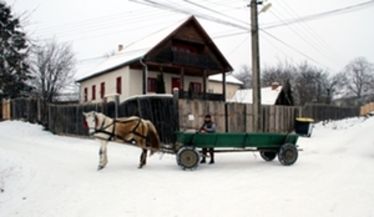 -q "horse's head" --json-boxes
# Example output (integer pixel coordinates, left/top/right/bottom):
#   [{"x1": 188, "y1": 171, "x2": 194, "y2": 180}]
[{"x1": 83, "y1": 111, "x2": 97, "y2": 134}]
